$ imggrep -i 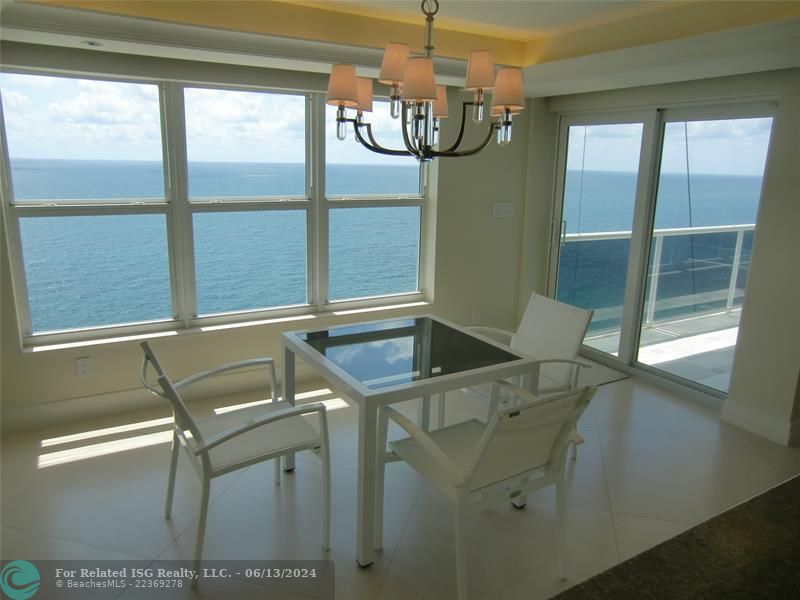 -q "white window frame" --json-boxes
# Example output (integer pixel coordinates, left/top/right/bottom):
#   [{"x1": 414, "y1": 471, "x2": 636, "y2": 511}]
[
  {"x1": 0, "y1": 71, "x2": 428, "y2": 348},
  {"x1": 318, "y1": 93, "x2": 426, "y2": 308}
]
